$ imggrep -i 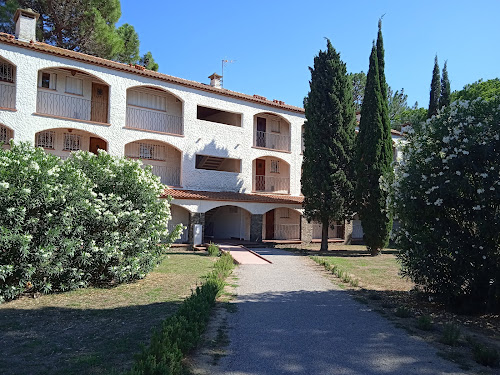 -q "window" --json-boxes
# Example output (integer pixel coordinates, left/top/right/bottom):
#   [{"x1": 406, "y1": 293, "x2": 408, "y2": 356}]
[
  {"x1": 139, "y1": 143, "x2": 166, "y2": 160},
  {"x1": 0, "y1": 62, "x2": 14, "y2": 83},
  {"x1": 39, "y1": 71, "x2": 56, "y2": 89},
  {"x1": 36, "y1": 131, "x2": 55, "y2": 149},
  {"x1": 270, "y1": 160, "x2": 280, "y2": 173},
  {"x1": 197, "y1": 105, "x2": 242, "y2": 127},
  {"x1": 63, "y1": 133, "x2": 81, "y2": 151},
  {"x1": 65, "y1": 76, "x2": 83, "y2": 95},
  {"x1": 0, "y1": 124, "x2": 12, "y2": 142}
]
